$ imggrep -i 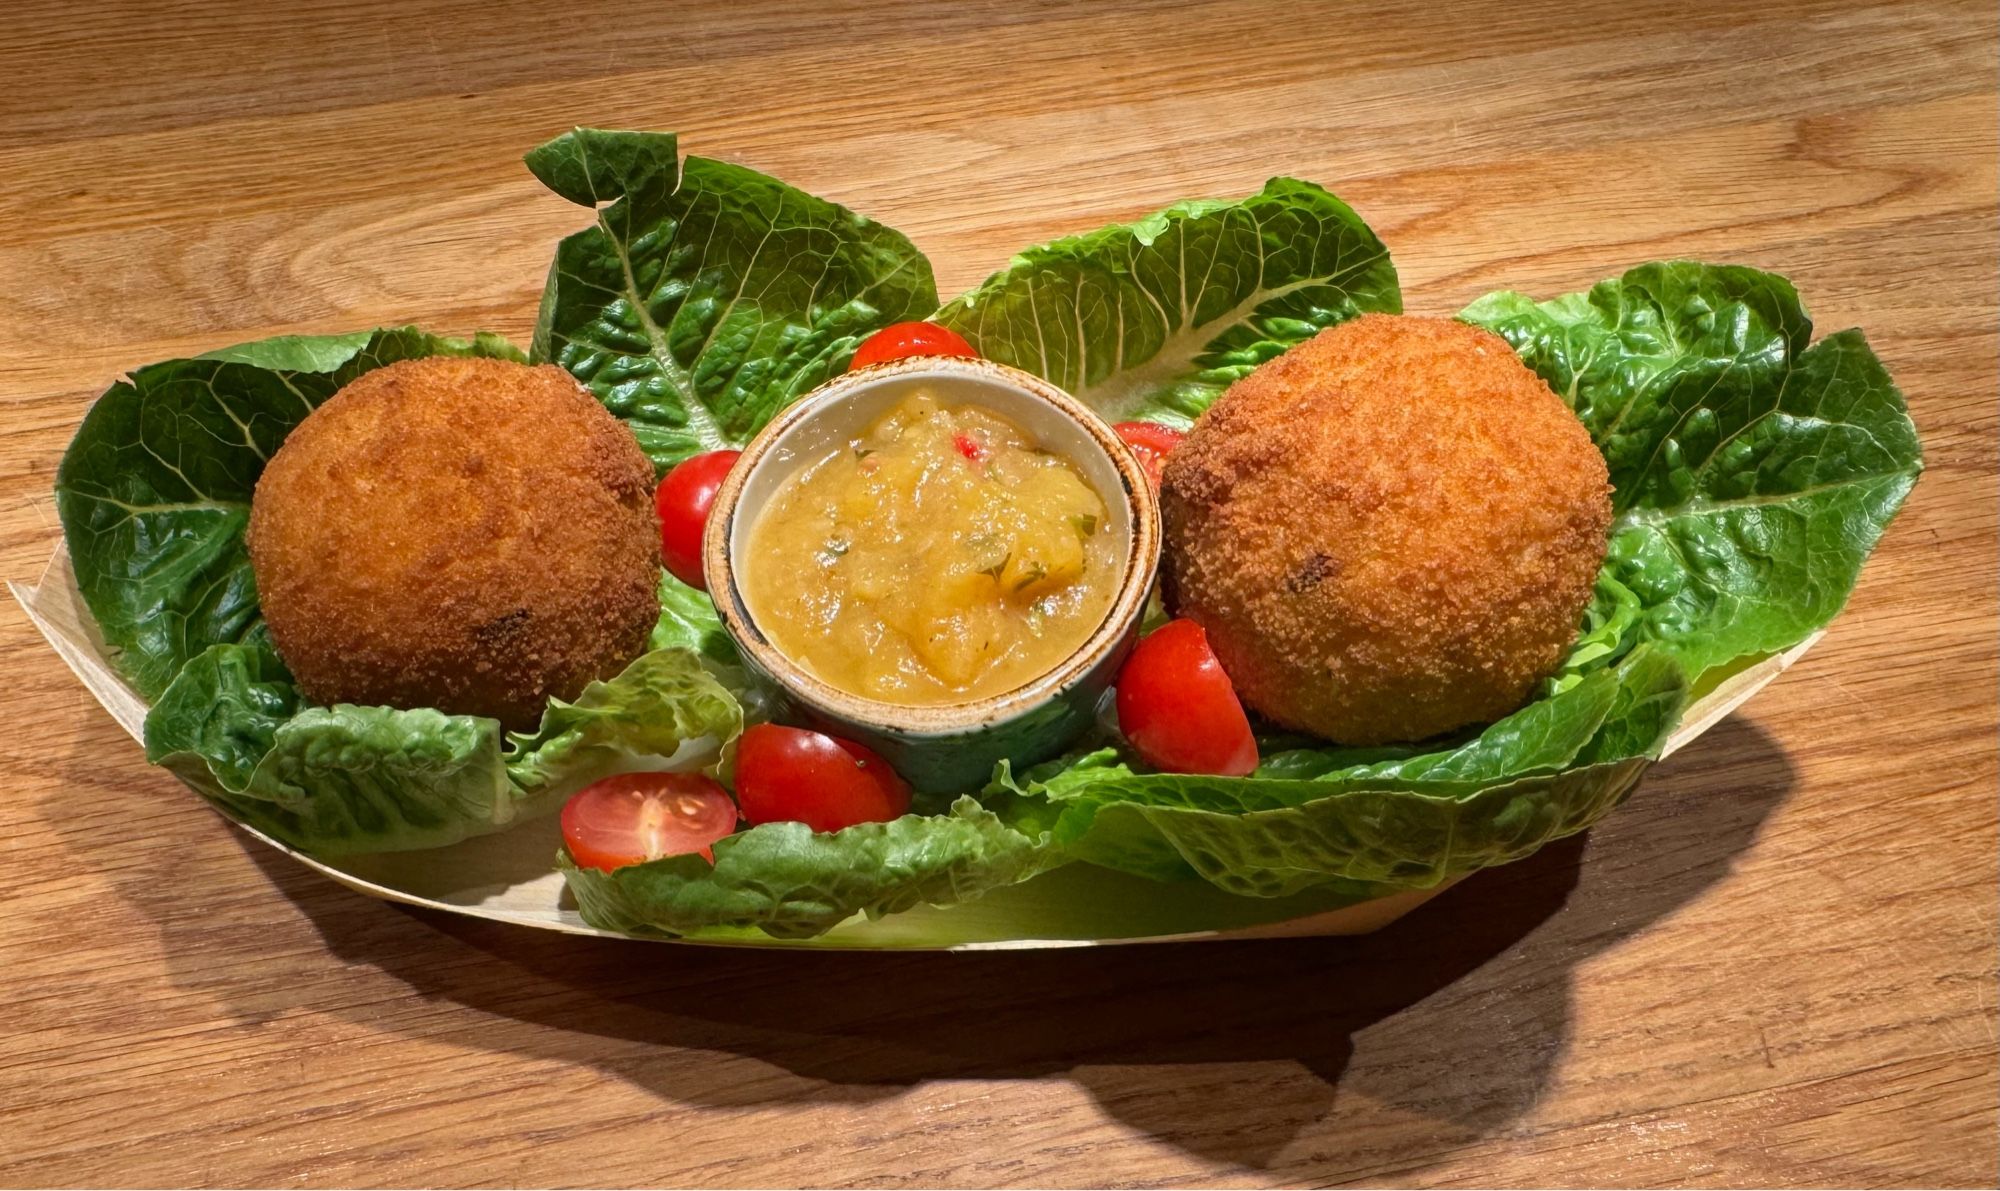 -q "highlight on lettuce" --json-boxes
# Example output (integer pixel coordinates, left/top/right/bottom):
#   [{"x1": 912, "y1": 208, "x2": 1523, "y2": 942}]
[{"x1": 45, "y1": 128, "x2": 1920, "y2": 940}]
